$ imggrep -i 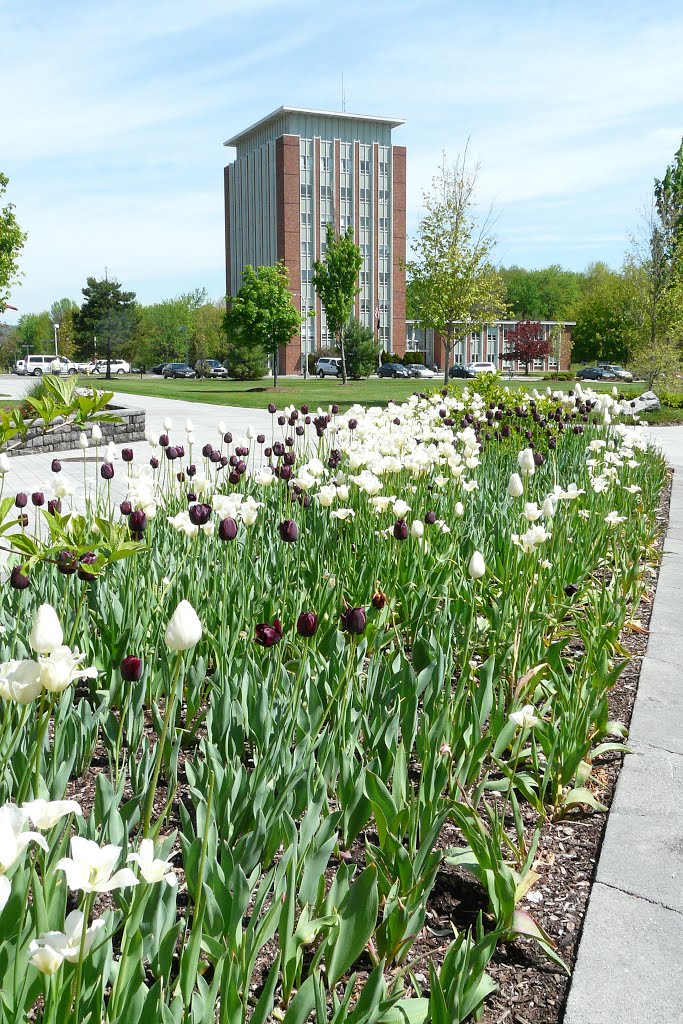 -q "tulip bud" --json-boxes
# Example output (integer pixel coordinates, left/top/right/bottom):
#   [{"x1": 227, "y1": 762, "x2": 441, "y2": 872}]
[
  {"x1": 425, "y1": 510, "x2": 437, "y2": 525},
  {"x1": 129, "y1": 510, "x2": 147, "y2": 538},
  {"x1": 564, "y1": 583, "x2": 578, "y2": 597},
  {"x1": 91, "y1": 424, "x2": 103, "y2": 442},
  {"x1": 122, "y1": 448, "x2": 134, "y2": 462},
  {"x1": 277, "y1": 415, "x2": 286, "y2": 426},
  {"x1": 120, "y1": 500, "x2": 132, "y2": 516},
  {"x1": 257, "y1": 433, "x2": 266, "y2": 444},
  {"x1": 165, "y1": 599, "x2": 203, "y2": 651},
  {"x1": 268, "y1": 402, "x2": 277, "y2": 414},
  {"x1": 223, "y1": 432, "x2": 232, "y2": 444},
  {"x1": 278, "y1": 519, "x2": 298, "y2": 543},
  {"x1": 468, "y1": 551, "x2": 486, "y2": 580},
  {"x1": 165, "y1": 446, "x2": 178, "y2": 461},
  {"x1": 17, "y1": 513, "x2": 28, "y2": 527},
  {"x1": 51, "y1": 459, "x2": 62, "y2": 473},
  {"x1": 209, "y1": 450, "x2": 221, "y2": 464},
  {"x1": 29, "y1": 604, "x2": 64, "y2": 654},
  {"x1": 47, "y1": 499, "x2": 61, "y2": 516},
  {"x1": 10, "y1": 565, "x2": 30, "y2": 590},
  {"x1": 410, "y1": 520, "x2": 424, "y2": 539},
  {"x1": 331, "y1": 404, "x2": 339, "y2": 415},
  {"x1": 340, "y1": 606, "x2": 366, "y2": 635},
  {"x1": 15, "y1": 492, "x2": 28, "y2": 508},
  {"x1": 32, "y1": 491, "x2": 45, "y2": 506},
  {"x1": 159, "y1": 433, "x2": 169, "y2": 447},
  {"x1": 120, "y1": 655, "x2": 142, "y2": 681},
  {"x1": 150, "y1": 457, "x2": 159, "y2": 469},
  {"x1": 372, "y1": 591, "x2": 387, "y2": 610},
  {"x1": 393, "y1": 519, "x2": 409, "y2": 541},
  {"x1": 533, "y1": 451, "x2": 545, "y2": 467},
  {"x1": 57, "y1": 550, "x2": 78, "y2": 575},
  {"x1": 296, "y1": 611, "x2": 318, "y2": 637},
  {"x1": 101, "y1": 463, "x2": 114, "y2": 480},
  {"x1": 507, "y1": 473, "x2": 524, "y2": 498},
  {"x1": 218, "y1": 517, "x2": 238, "y2": 541}
]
